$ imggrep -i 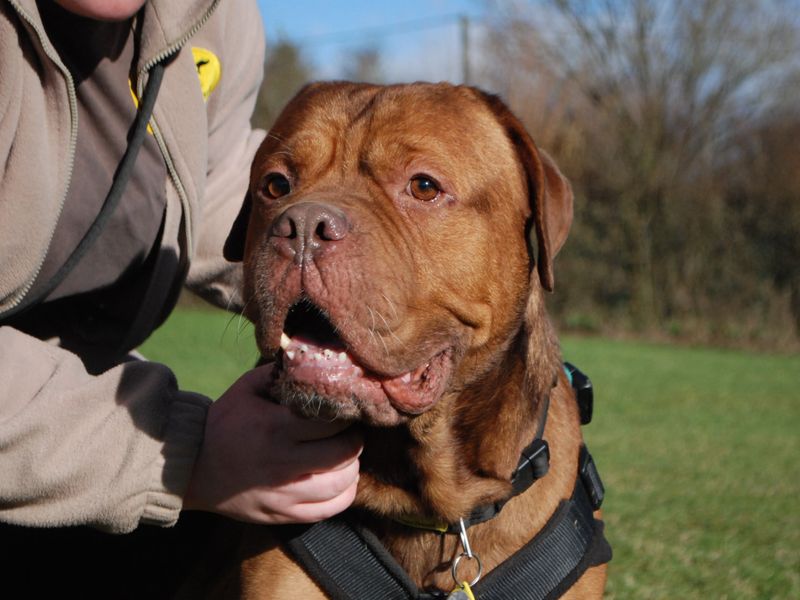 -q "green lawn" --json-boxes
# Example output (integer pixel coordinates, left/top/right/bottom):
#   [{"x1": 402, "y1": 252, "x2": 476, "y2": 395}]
[
  {"x1": 141, "y1": 308, "x2": 259, "y2": 398},
  {"x1": 141, "y1": 308, "x2": 800, "y2": 599}
]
